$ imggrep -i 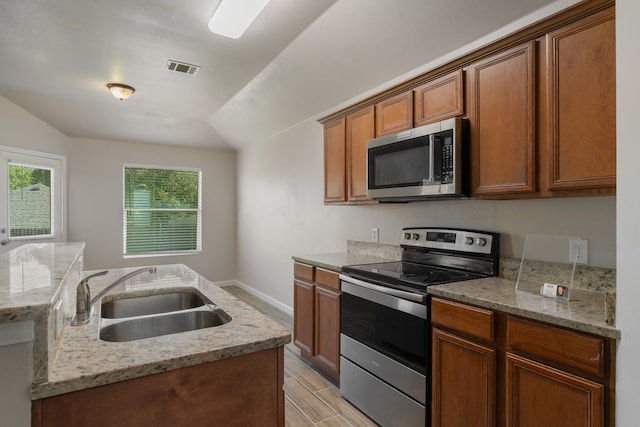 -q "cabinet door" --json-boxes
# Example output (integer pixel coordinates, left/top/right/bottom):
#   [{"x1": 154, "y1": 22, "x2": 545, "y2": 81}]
[
  {"x1": 293, "y1": 279, "x2": 315, "y2": 354},
  {"x1": 432, "y1": 328, "x2": 496, "y2": 427},
  {"x1": 314, "y1": 285, "x2": 341, "y2": 381},
  {"x1": 545, "y1": 7, "x2": 616, "y2": 192},
  {"x1": 346, "y1": 106, "x2": 375, "y2": 202},
  {"x1": 324, "y1": 117, "x2": 347, "y2": 203},
  {"x1": 375, "y1": 91, "x2": 413, "y2": 137},
  {"x1": 506, "y1": 352, "x2": 604, "y2": 427},
  {"x1": 414, "y1": 69, "x2": 464, "y2": 127},
  {"x1": 468, "y1": 42, "x2": 536, "y2": 196}
]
